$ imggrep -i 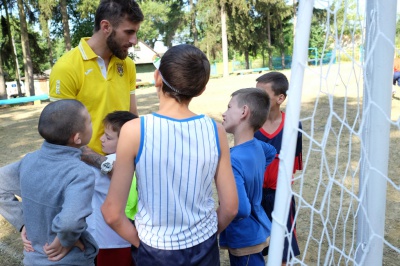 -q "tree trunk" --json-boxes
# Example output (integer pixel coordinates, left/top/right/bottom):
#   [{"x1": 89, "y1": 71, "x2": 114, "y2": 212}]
[
  {"x1": 266, "y1": 11, "x2": 273, "y2": 70},
  {"x1": 0, "y1": 53, "x2": 6, "y2": 99},
  {"x1": 5, "y1": 4, "x2": 23, "y2": 97},
  {"x1": 244, "y1": 50, "x2": 249, "y2": 69},
  {"x1": 278, "y1": 16, "x2": 286, "y2": 69},
  {"x1": 17, "y1": 0, "x2": 35, "y2": 96},
  {"x1": 221, "y1": 3, "x2": 229, "y2": 77},
  {"x1": 189, "y1": 0, "x2": 198, "y2": 46},
  {"x1": 60, "y1": 0, "x2": 71, "y2": 51},
  {"x1": 44, "y1": 19, "x2": 54, "y2": 67}
]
